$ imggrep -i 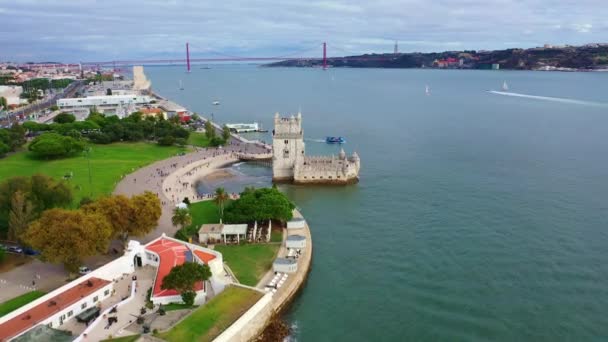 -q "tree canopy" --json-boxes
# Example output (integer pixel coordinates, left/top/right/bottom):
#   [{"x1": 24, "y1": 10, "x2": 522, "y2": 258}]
[
  {"x1": 53, "y1": 113, "x2": 76, "y2": 124},
  {"x1": 23, "y1": 208, "x2": 113, "y2": 273},
  {"x1": 223, "y1": 186, "x2": 294, "y2": 223},
  {"x1": 28, "y1": 132, "x2": 85, "y2": 159},
  {"x1": 82, "y1": 191, "x2": 161, "y2": 246},
  {"x1": 0, "y1": 174, "x2": 72, "y2": 239},
  {"x1": 171, "y1": 207, "x2": 192, "y2": 230},
  {"x1": 0, "y1": 124, "x2": 26, "y2": 157},
  {"x1": 161, "y1": 262, "x2": 212, "y2": 305}
]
